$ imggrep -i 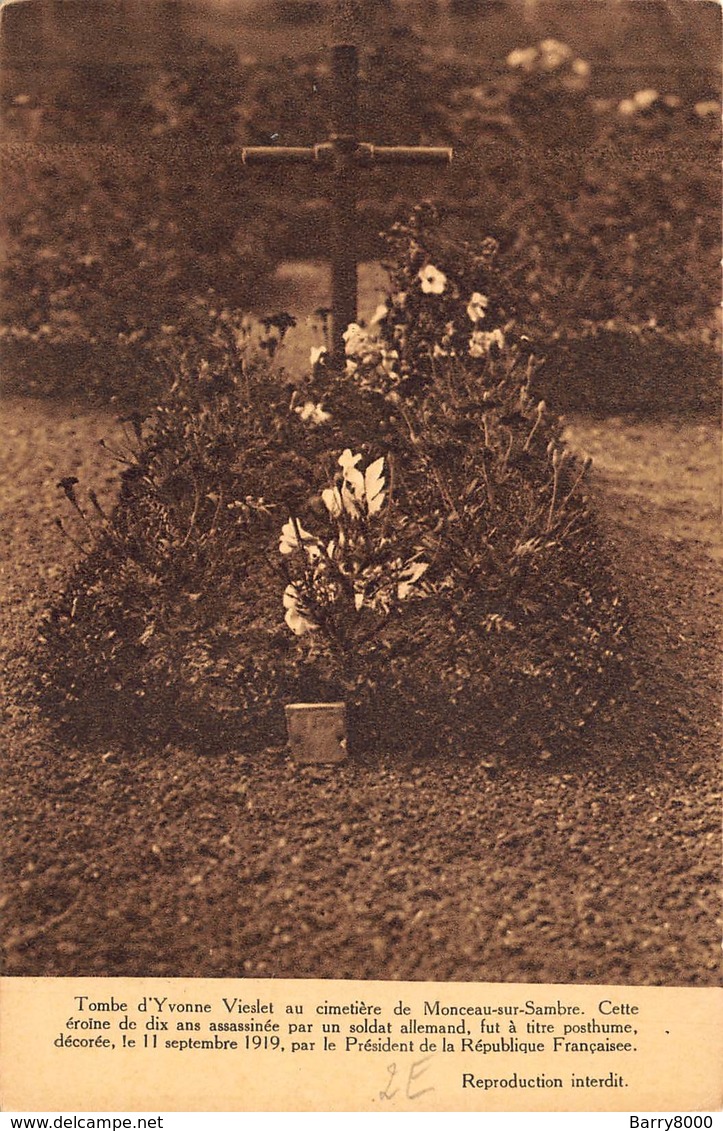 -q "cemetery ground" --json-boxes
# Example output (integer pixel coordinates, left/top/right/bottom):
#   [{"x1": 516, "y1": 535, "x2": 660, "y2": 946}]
[{"x1": 0, "y1": 264, "x2": 720, "y2": 986}]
